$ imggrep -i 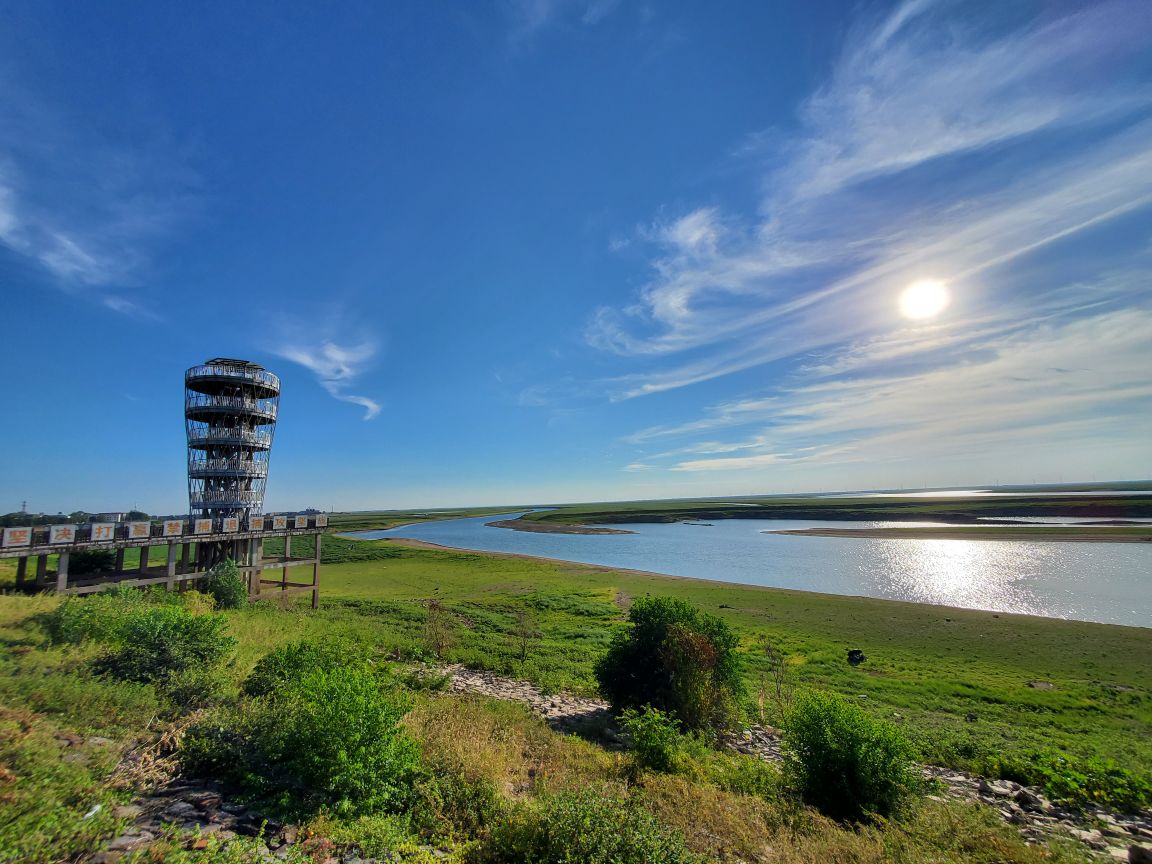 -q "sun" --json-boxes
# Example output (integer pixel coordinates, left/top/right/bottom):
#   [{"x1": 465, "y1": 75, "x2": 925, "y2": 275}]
[{"x1": 899, "y1": 279, "x2": 950, "y2": 320}]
